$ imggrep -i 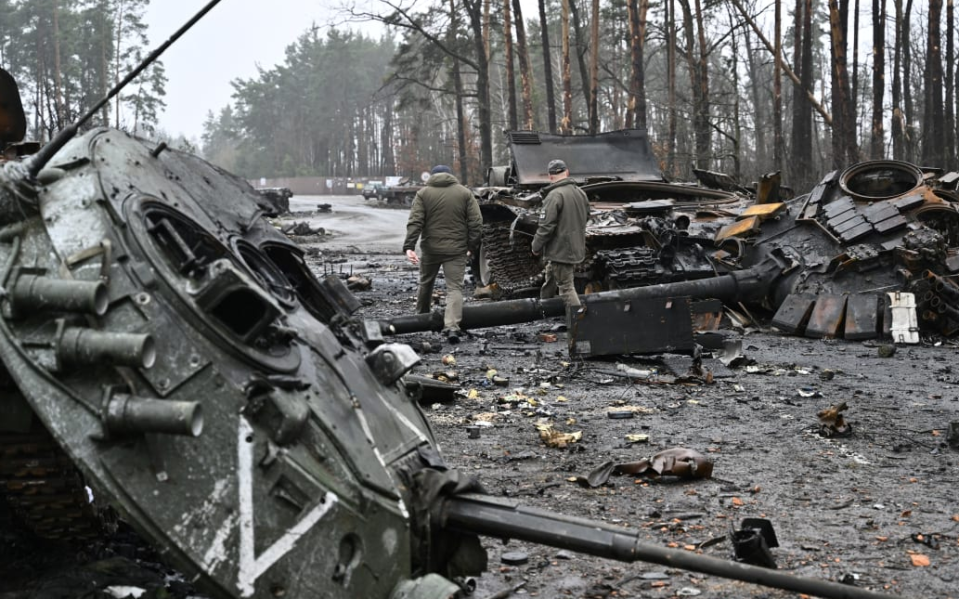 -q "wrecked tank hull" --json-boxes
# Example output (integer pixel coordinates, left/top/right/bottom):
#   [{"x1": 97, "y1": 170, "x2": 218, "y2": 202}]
[{"x1": 474, "y1": 129, "x2": 755, "y2": 296}]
